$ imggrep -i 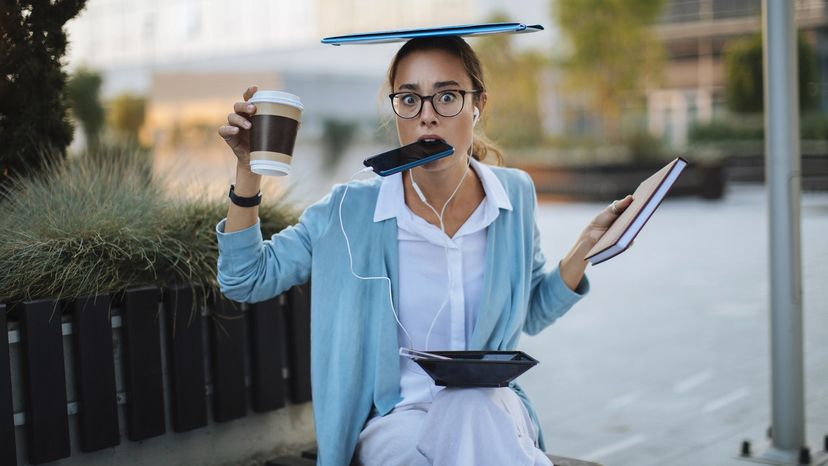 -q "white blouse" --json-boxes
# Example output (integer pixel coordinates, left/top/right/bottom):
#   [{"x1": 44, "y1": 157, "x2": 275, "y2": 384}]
[{"x1": 372, "y1": 158, "x2": 513, "y2": 407}]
